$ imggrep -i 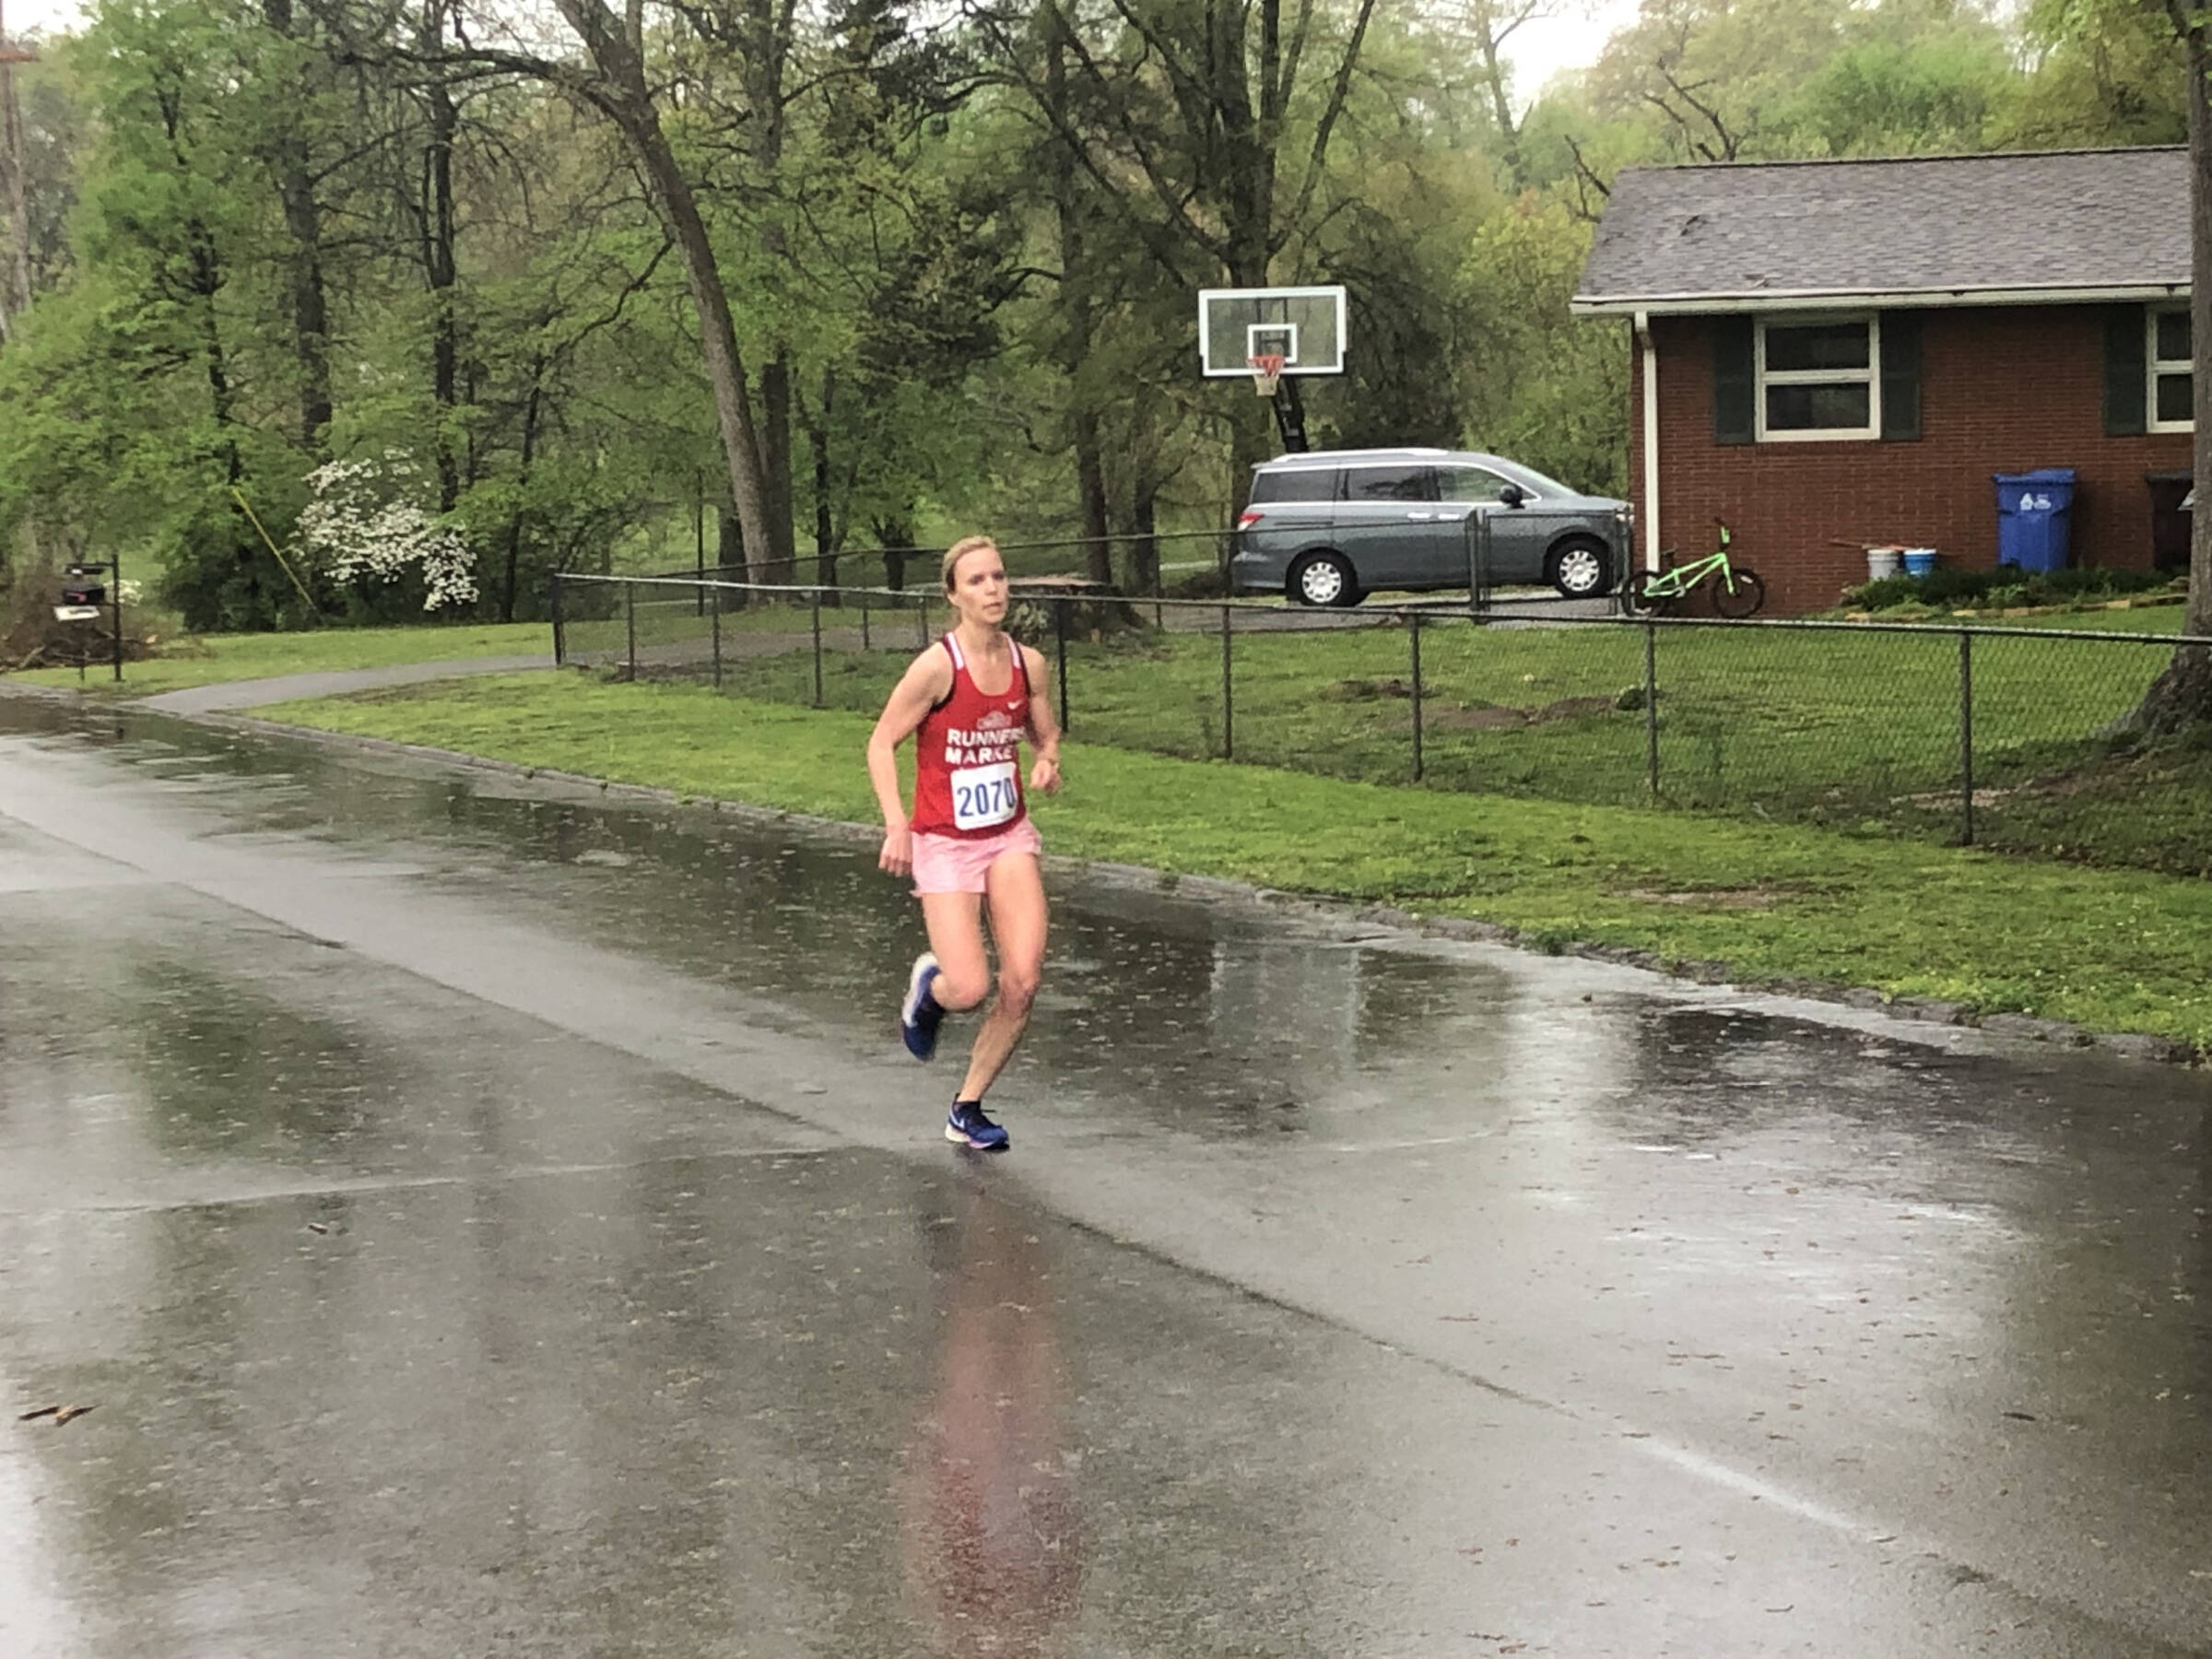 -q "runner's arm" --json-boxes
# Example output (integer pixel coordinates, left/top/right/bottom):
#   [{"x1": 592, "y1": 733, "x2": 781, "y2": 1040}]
[
  {"x1": 867, "y1": 650, "x2": 952, "y2": 875},
  {"x1": 1022, "y1": 645, "x2": 1062, "y2": 794}
]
